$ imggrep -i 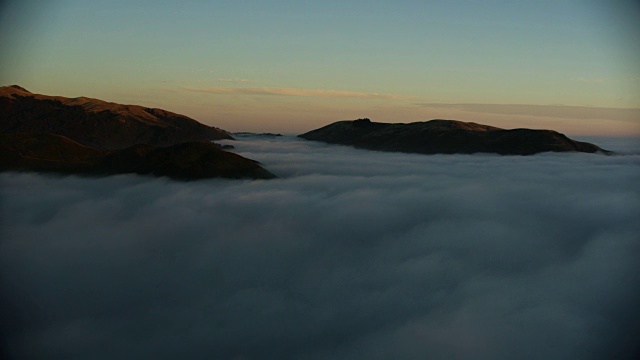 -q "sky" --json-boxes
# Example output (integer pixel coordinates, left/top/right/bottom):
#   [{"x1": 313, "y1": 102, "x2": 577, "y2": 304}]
[
  {"x1": 1, "y1": 136, "x2": 639, "y2": 359},
  {"x1": 0, "y1": 0, "x2": 639, "y2": 134}
]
